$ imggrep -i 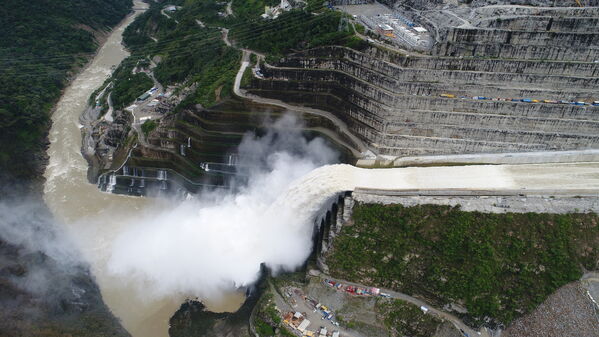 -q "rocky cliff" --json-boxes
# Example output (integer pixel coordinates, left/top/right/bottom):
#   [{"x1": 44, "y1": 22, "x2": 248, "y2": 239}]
[
  {"x1": 98, "y1": 98, "x2": 353, "y2": 195},
  {"x1": 245, "y1": 2, "x2": 599, "y2": 157}
]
